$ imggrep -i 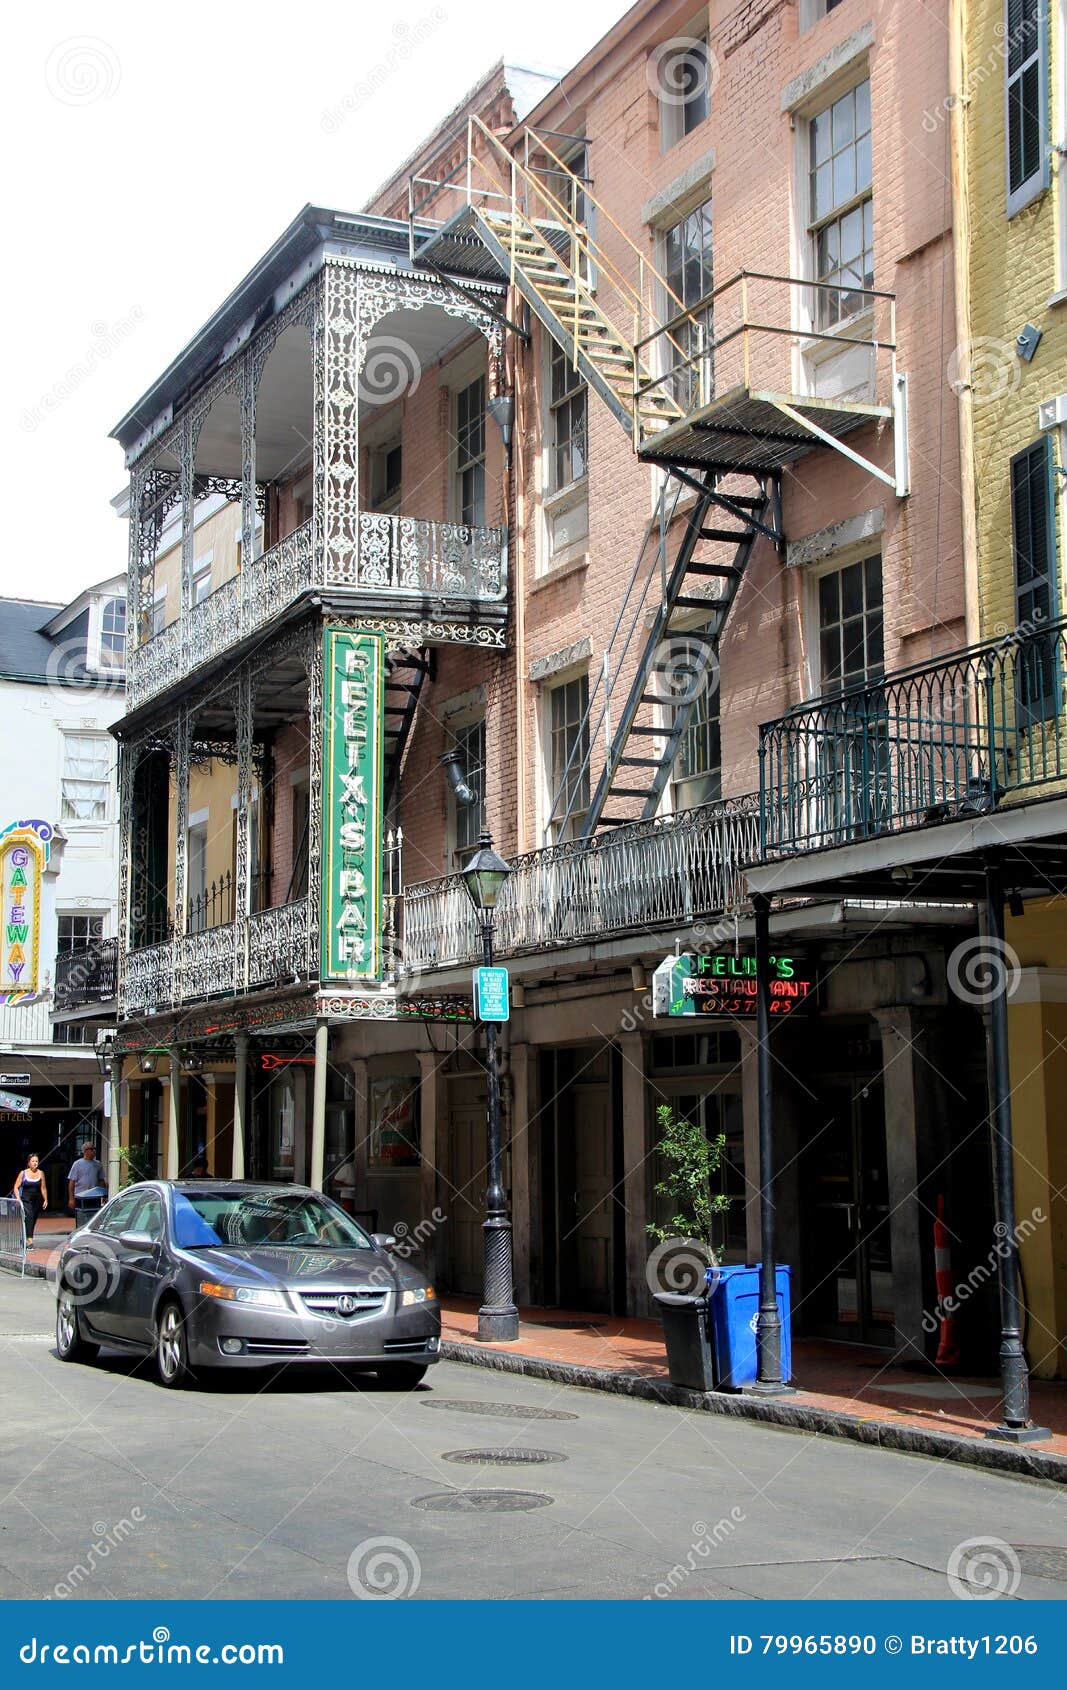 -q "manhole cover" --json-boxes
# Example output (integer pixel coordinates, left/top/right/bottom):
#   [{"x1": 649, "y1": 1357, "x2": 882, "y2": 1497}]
[
  {"x1": 412, "y1": 1489, "x2": 554, "y2": 1513},
  {"x1": 420, "y1": 1399, "x2": 579, "y2": 1421},
  {"x1": 441, "y1": 1448, "x2": 568, "y2": 1465},
  {"x1": 1010, "y1": 1546, "x2": 1067, "y2": 1582}
]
